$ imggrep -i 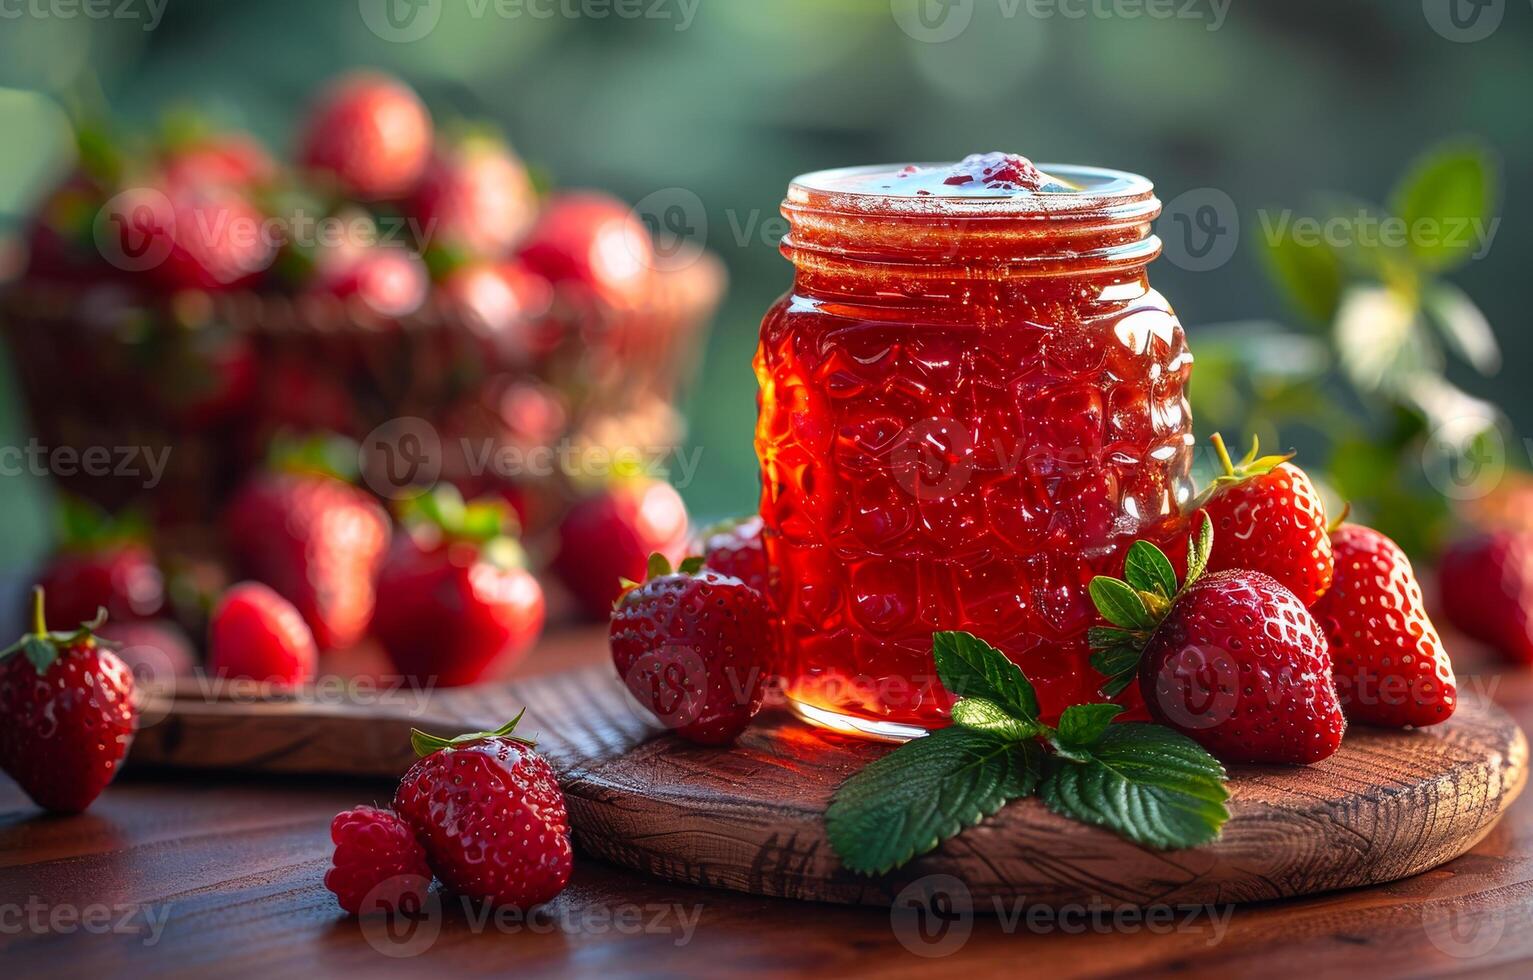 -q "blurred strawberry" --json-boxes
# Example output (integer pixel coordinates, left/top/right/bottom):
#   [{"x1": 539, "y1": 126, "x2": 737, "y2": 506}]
[
  {"x1": 162, "y1": 132, "x2": 278, "y2": 189},
  {"x1": 1459, "y1": 472, "x2": 1533, "y2": 535},
  {"x1": 208, "y1": 582, "x2": 318, "y2": 684},
  {"x1": 438, "y1": 261, "x2": 552, "y2": 360},
  {"x1": 373, "y1": 487, "x2": 546, "y2": 687},
  {"x1": 35, "y1": 497, "x2": 164, "y2": 627},
  {"x1": 553, "y1": 478, "x2": 689, "y2": 619},
  {"x1": 412, "y1": 132, "x2": 537, "y2": 263},
  {"x1": 25, "y1": 173, "x2": 110, "y2": 280},
  {"x1": 696, "y1": 515, "x2": 771, "y2": 600},
  {"x1": 300, "y1": 71, "x2": 433, "y2": 200},
  {"x1": 100, "y1": 180, "x2": 274, "y2": 291},
  {"x1": 517, "y1": 191, "x2": 653, "y2": 308},
  {"x1": 1440, "y1": 531, "x2": 1533, "y2": 664},
  {"x1": 224, "y1": 436, "x2": 391, "y2": 650},
  {"x1": 309, "y1": 244, "x2": 429, "y2": 320},
  {"x1": 99, "y1": 618, "x2": 197, "y2": 679}
]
